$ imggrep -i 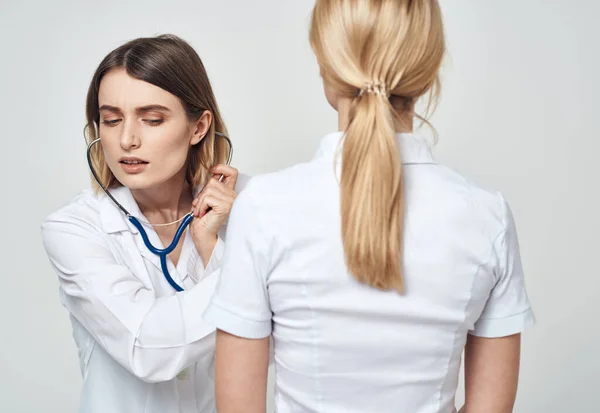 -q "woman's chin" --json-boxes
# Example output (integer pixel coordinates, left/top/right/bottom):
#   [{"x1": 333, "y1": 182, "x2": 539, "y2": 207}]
[{"x1": 115, "y1": 174, "x2": 156, "y2": 191}]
